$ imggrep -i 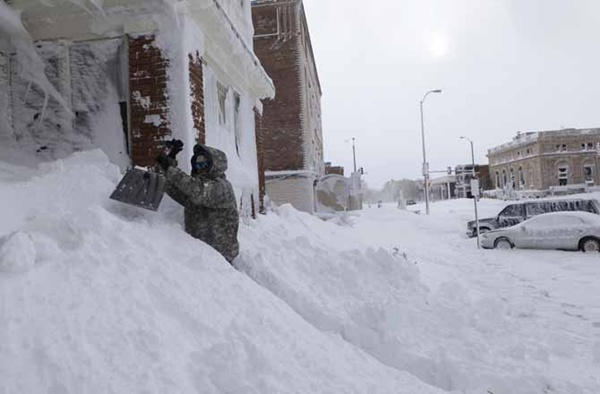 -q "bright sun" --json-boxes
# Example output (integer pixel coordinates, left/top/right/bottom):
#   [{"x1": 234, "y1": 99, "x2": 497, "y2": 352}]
[{"x1": 429, "y1": 31, "x2": 448, "y2": 58}]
